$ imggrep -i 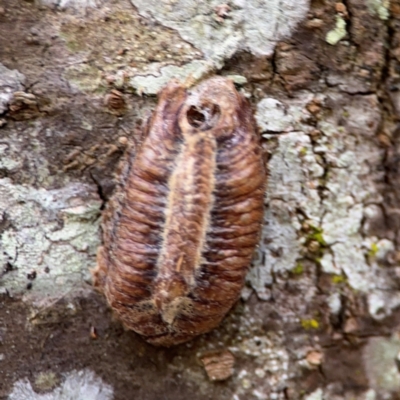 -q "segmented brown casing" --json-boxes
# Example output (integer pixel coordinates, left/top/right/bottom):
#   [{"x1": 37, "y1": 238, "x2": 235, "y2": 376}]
[{"x1": 92, "y1": 77, "x2": 266, "y2": 346}]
